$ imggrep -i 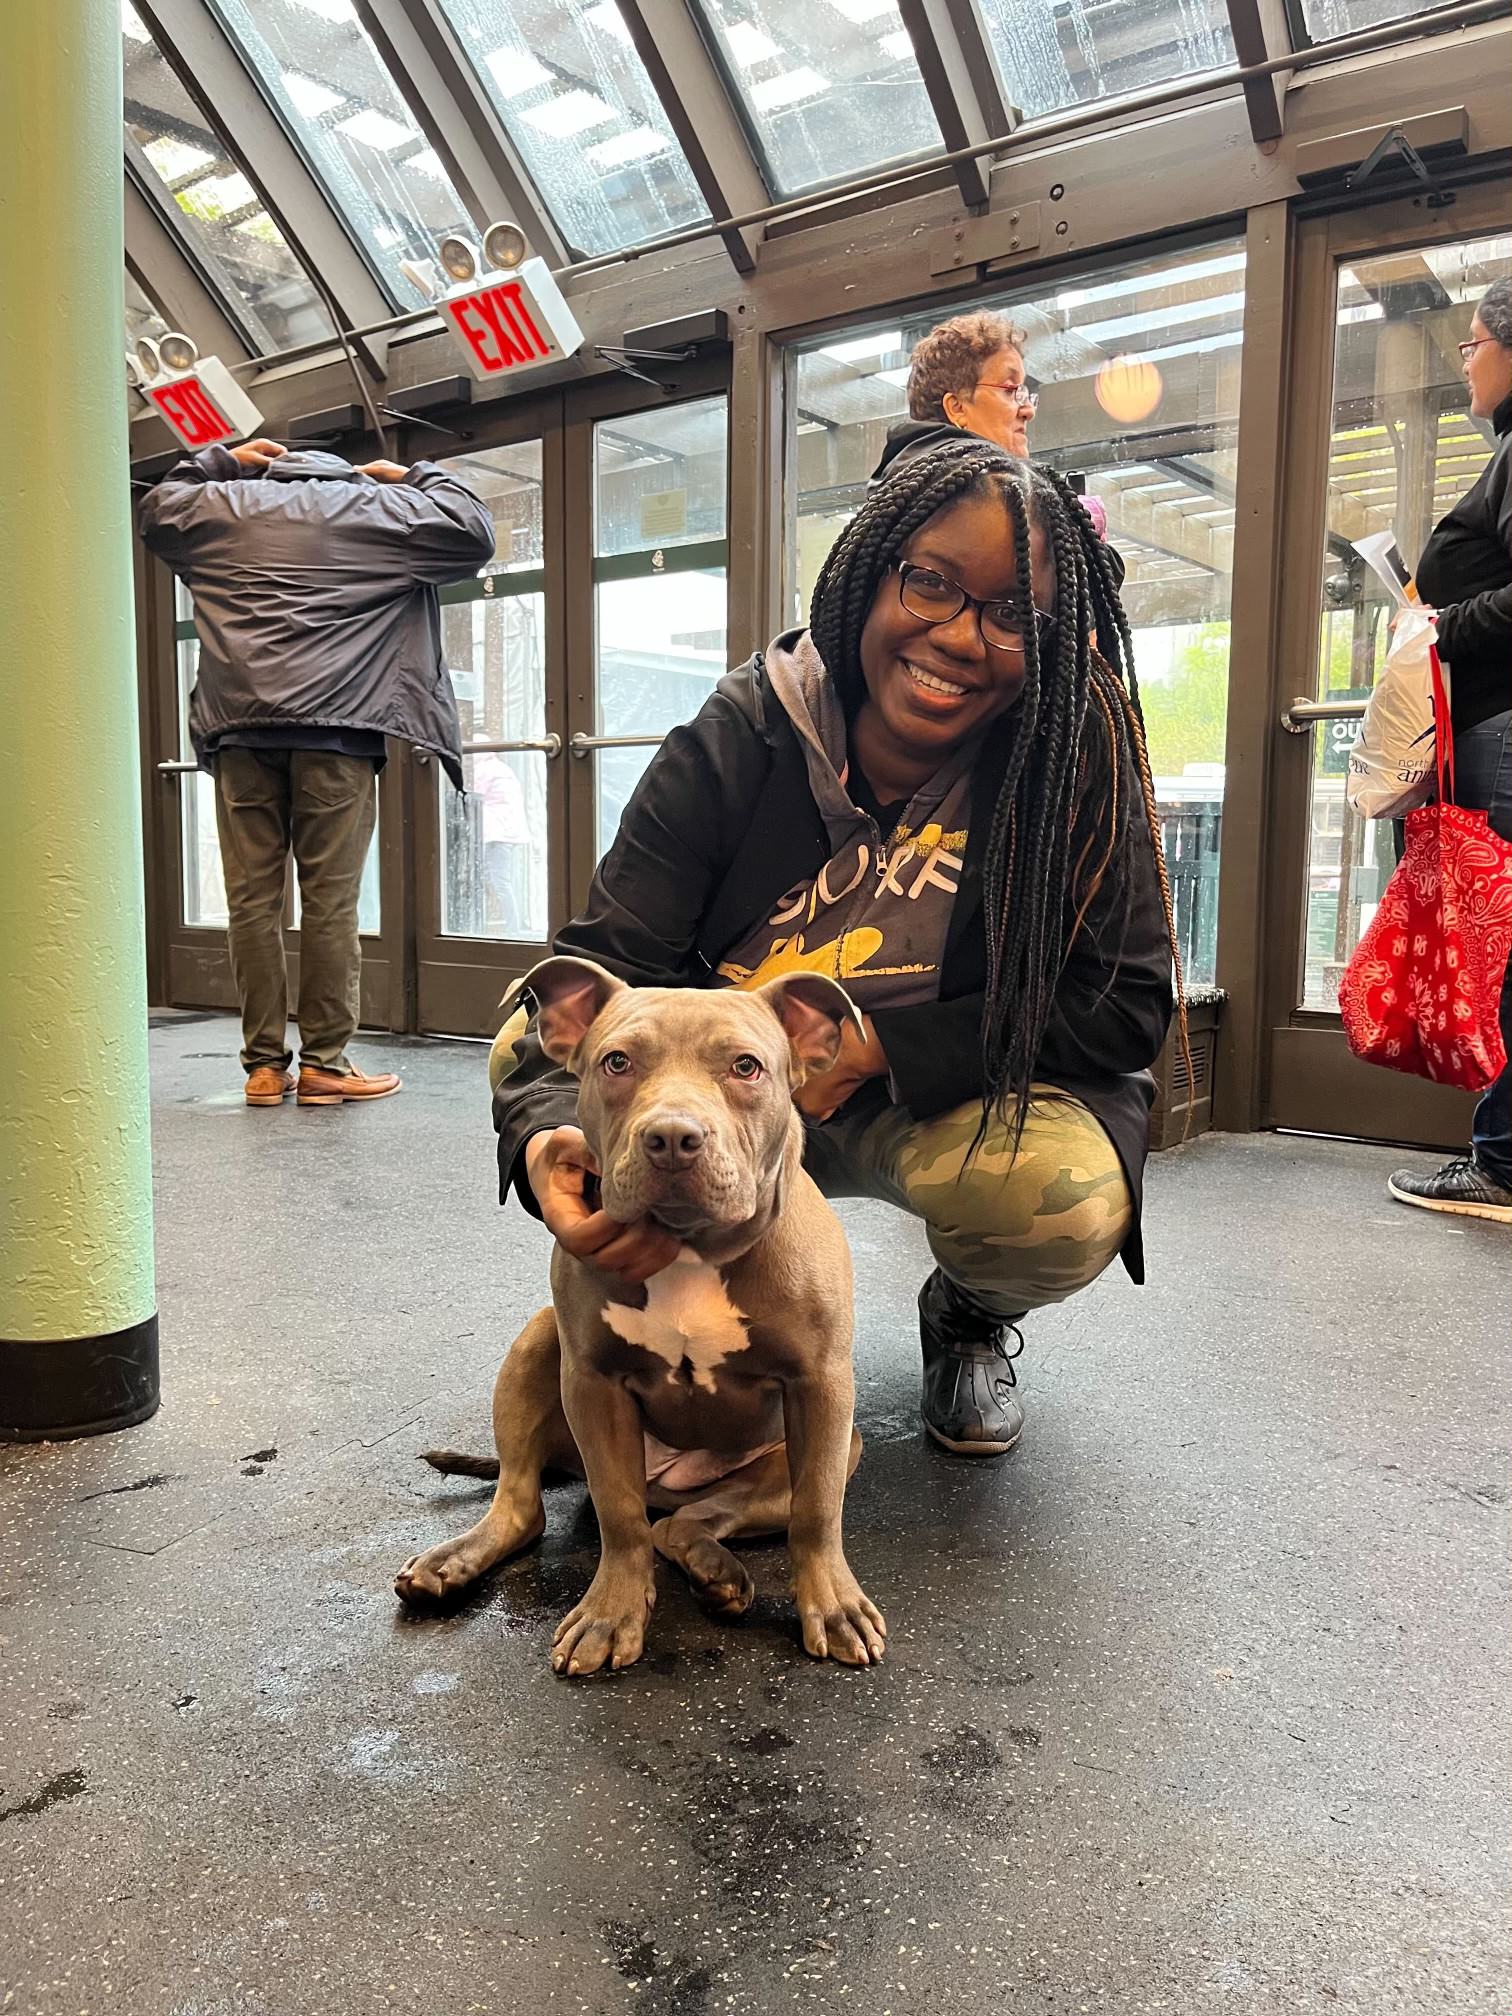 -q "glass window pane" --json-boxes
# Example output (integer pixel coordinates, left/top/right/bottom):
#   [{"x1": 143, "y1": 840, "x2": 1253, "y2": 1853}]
[
  {"x1": 209, "y1": 0, "x2": 474, "y2": 304},
  {"x1": 596, "y1": 397, "x2": 728, "y2": 555},
  {"x1": 595, "y1": 398, "x2": 728, "y2": 859},
  {"x1": 693, "y1": 0, "x2": 941, "y2": 195},
  {"x1": 438, "y1": 0, "x2": 709, "y2": 256},
  {"x1": 978, "y1": 0, "x2": 1233, "y2": 123},
  {"x1": 1299, "y1": 0, "x2": 1451, "y2": 39},
  {"x1": 436, "y1": 443, "x2": 552, "y2": 941},
  {"x1": 123, "y1": 1, "x2": 333, "y2": 351},
  {"x1": 1299, "y1": 232, "x2": 1510, "y2": 1010},
  {"x1": 788, "y1": 240, "x2": 1247, "y2": 987}
]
